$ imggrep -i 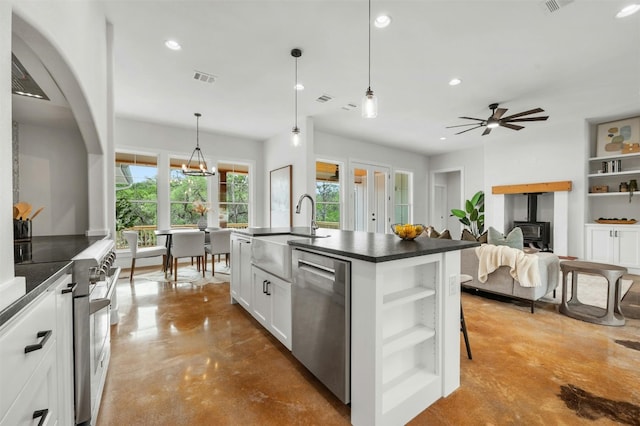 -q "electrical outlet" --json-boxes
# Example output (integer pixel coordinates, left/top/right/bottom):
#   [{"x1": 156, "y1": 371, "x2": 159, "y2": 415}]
[{"x1": 449, "y1": 274, "x2": 458, "y2": 296}]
